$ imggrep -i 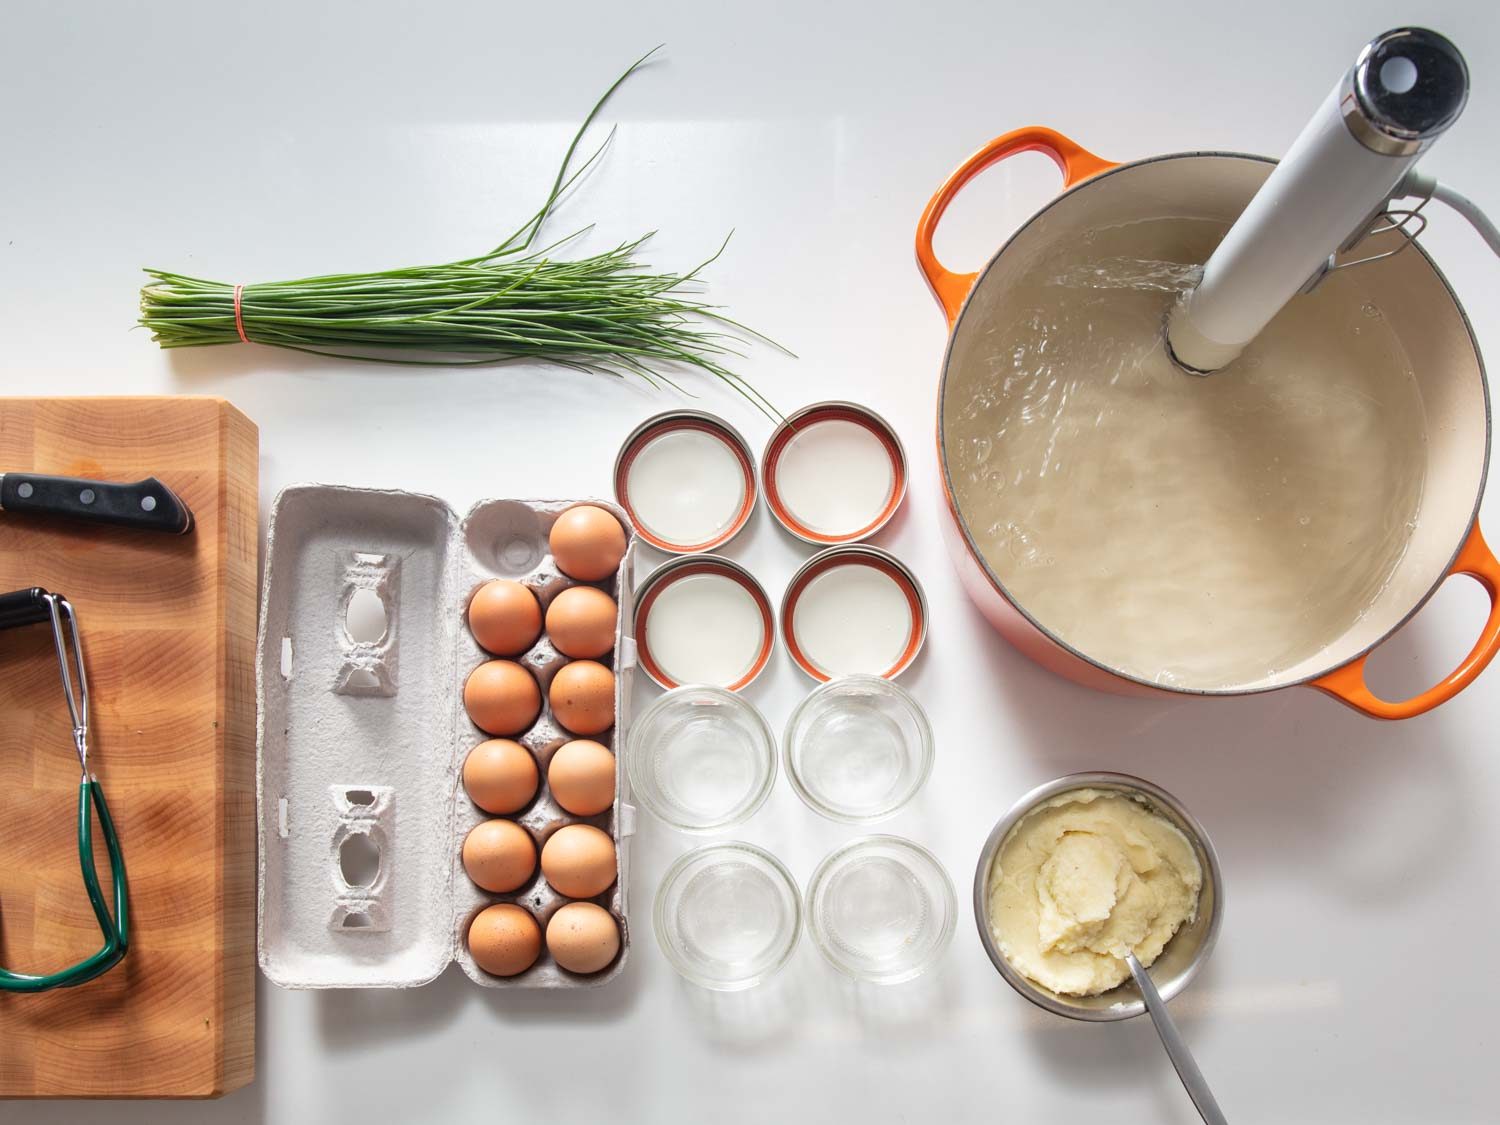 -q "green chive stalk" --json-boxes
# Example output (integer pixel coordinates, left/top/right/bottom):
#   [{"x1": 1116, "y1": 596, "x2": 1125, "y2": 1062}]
[{"x1": 138, "y1": 49, "x2": 777, "y2": 413}]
